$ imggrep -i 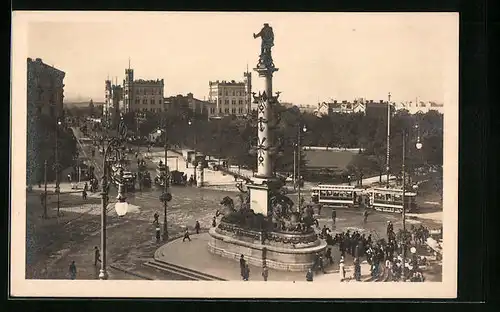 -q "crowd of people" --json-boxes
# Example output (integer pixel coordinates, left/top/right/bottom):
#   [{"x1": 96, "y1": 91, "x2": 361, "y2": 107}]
[{"x1": 313, "y1": 221, "x2": 430, "y2": 282}]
